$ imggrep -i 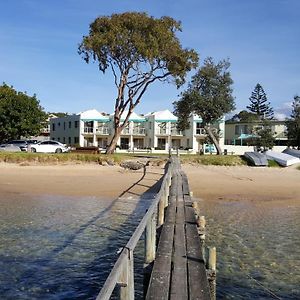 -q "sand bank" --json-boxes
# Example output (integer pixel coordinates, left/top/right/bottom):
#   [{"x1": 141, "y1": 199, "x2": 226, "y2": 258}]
[
  {"x1": 0, "y1": 163, "x2": 164, "y2": 199},
  {"x1": 183, "y1": 164, "x2": 300, "y2": 202}
]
